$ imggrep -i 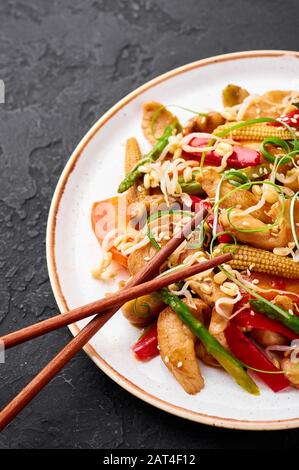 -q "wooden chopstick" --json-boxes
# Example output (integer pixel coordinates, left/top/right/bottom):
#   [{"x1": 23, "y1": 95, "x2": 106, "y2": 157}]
[
  {"x1": 0, "y1": 253, "x2": 232, "y2": 350},
  {"x1": 0, "y1": 208, "x2": 208, "y2": 430}
]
